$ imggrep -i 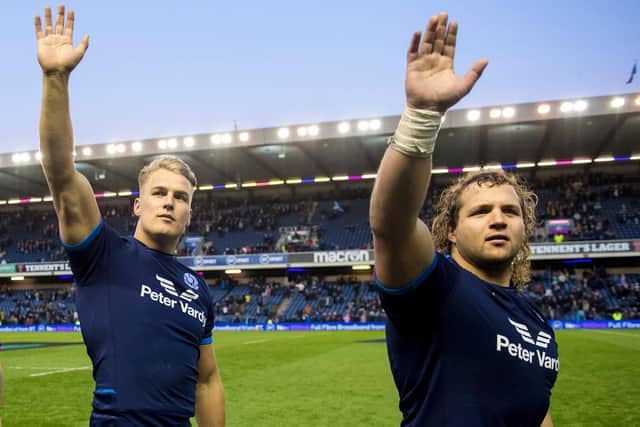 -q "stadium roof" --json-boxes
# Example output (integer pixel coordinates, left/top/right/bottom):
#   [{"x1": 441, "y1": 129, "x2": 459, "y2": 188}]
[{"x1": 1, "y1": 93, "x2": 639, "y2": 202}]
